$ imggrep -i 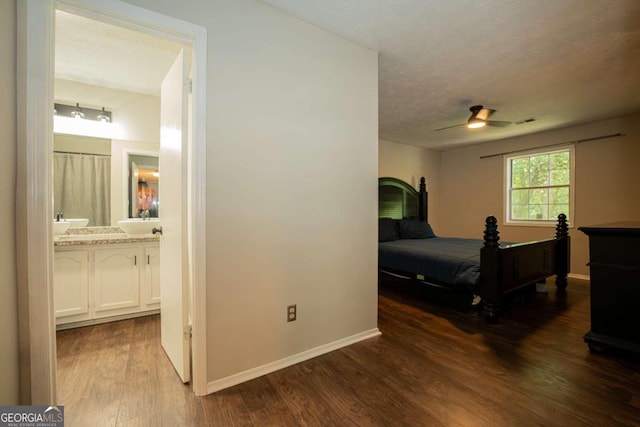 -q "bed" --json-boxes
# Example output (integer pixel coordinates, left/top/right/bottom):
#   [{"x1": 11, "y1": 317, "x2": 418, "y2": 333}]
[{"x1": 378, "y1": 177, "x2": 570, "y2": 322}]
